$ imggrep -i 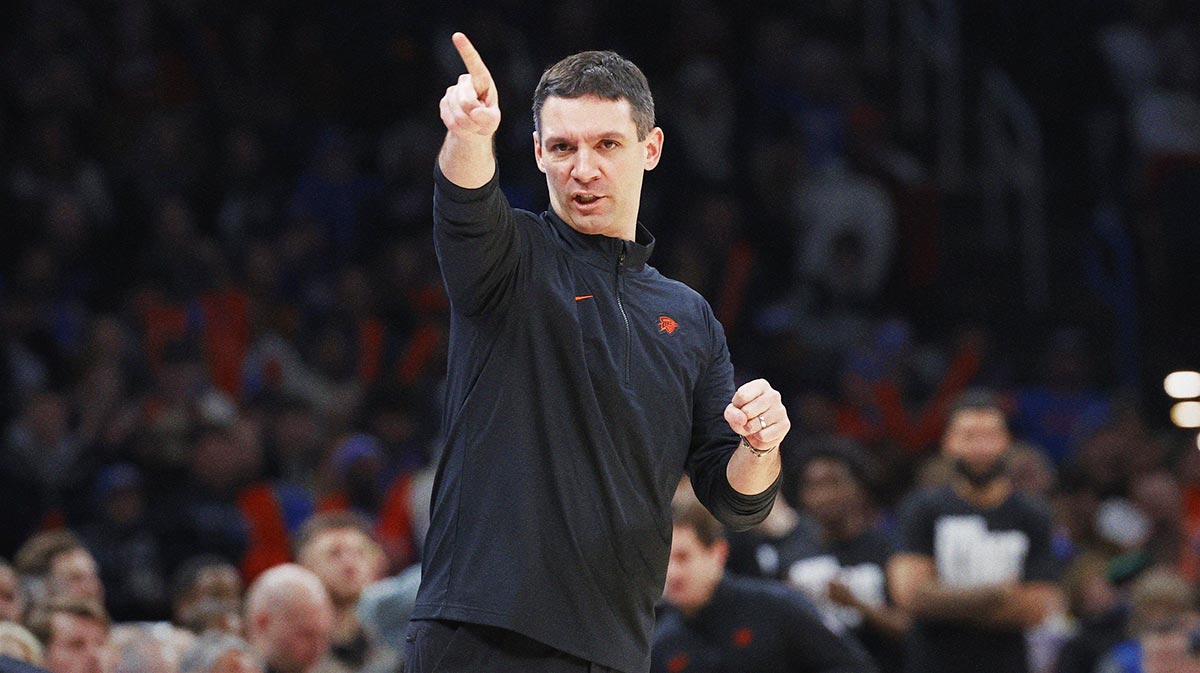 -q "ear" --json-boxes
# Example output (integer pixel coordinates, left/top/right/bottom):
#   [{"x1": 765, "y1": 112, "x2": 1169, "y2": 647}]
[
  {"x1": 250, "y1": 609, "x2": 271, "y2": 638},
  {"x1": 714, "y1": 538, "x2": 730, "y2": 568},
  {"x1": 371, "y1": 546, "x2": 387, "y2": 581},
  {"x1": 643, "y1": 127, "x2": 664, "y2": 171},
  {"x1": 533, "y1": 132, "x2": 547, "y2": 174}
]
